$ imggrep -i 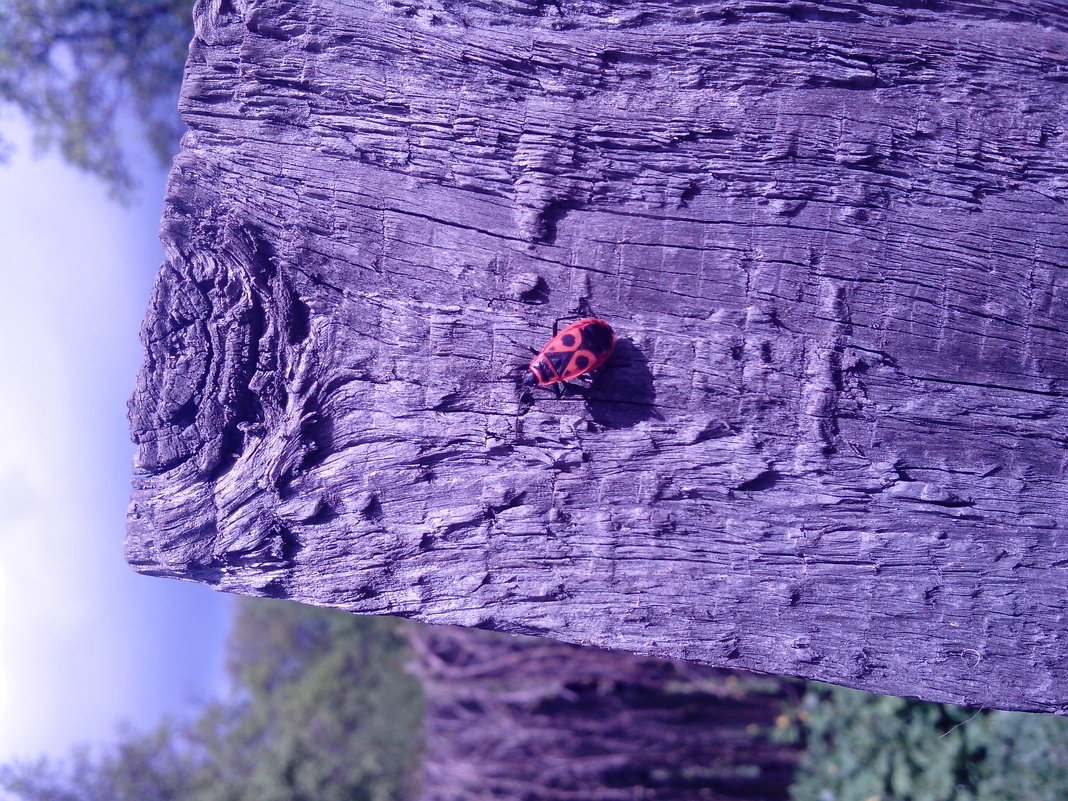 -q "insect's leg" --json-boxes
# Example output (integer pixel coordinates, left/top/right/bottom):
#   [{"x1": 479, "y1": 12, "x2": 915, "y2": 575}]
[
  {"x1": 558, "y1": 382, "x2": 591, "y2": 401},
  {"x1": 553, "y1": 299, "x2": 597, "y2": 335},
  {"x1": 584, "y1": 365, "x2": 607, "y2": 384},
  {"x1": 514, "y1": 399, "x2": 523, "y2": 439},
  {"x1": 515, "y1": 388, "x2": 534, "y2": 440}
]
